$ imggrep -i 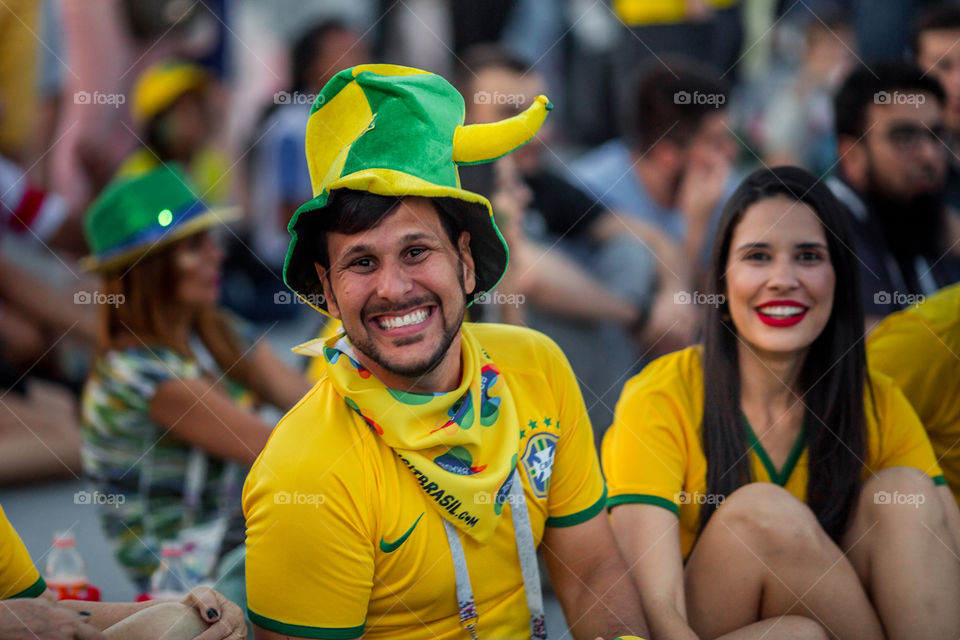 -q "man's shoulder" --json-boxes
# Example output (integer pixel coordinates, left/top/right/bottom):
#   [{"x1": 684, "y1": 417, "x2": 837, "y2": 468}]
[
  {"x1": 255, "y1": 376, "x2": 371, "y2": 473},
  {"x1": 466, "y1": 322, "x2": 569, "y2": 372}
]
